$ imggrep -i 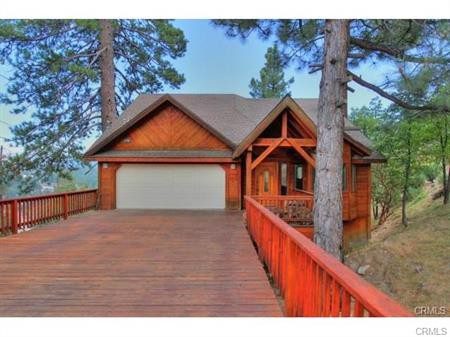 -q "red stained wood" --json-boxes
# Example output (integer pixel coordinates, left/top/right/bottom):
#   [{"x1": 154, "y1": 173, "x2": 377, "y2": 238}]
[
  {"x1": 109, "y1": 105, "x2": 229, "y2": 151},
  {"x1": 245, "y1": 196, "x2": 413, "y2": 317},
  {"x1": 98, "y1": 163, "x2": 121, "y2": 210},
  {"x1": 253, "y1": 138, "x2": 316, "y2": 147},
  {"x1": 0, "y1": 190, "x2": 97, "y2": 236},
  {"x1": 221, "y1": 163, "x2": 241, "y2": 209},
  {"x1": 89, "y1": 156, "x2": 235, "y2": 163},
  {"x1": 0, "y1": 209, "x2": 282, "y2": 317}
]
